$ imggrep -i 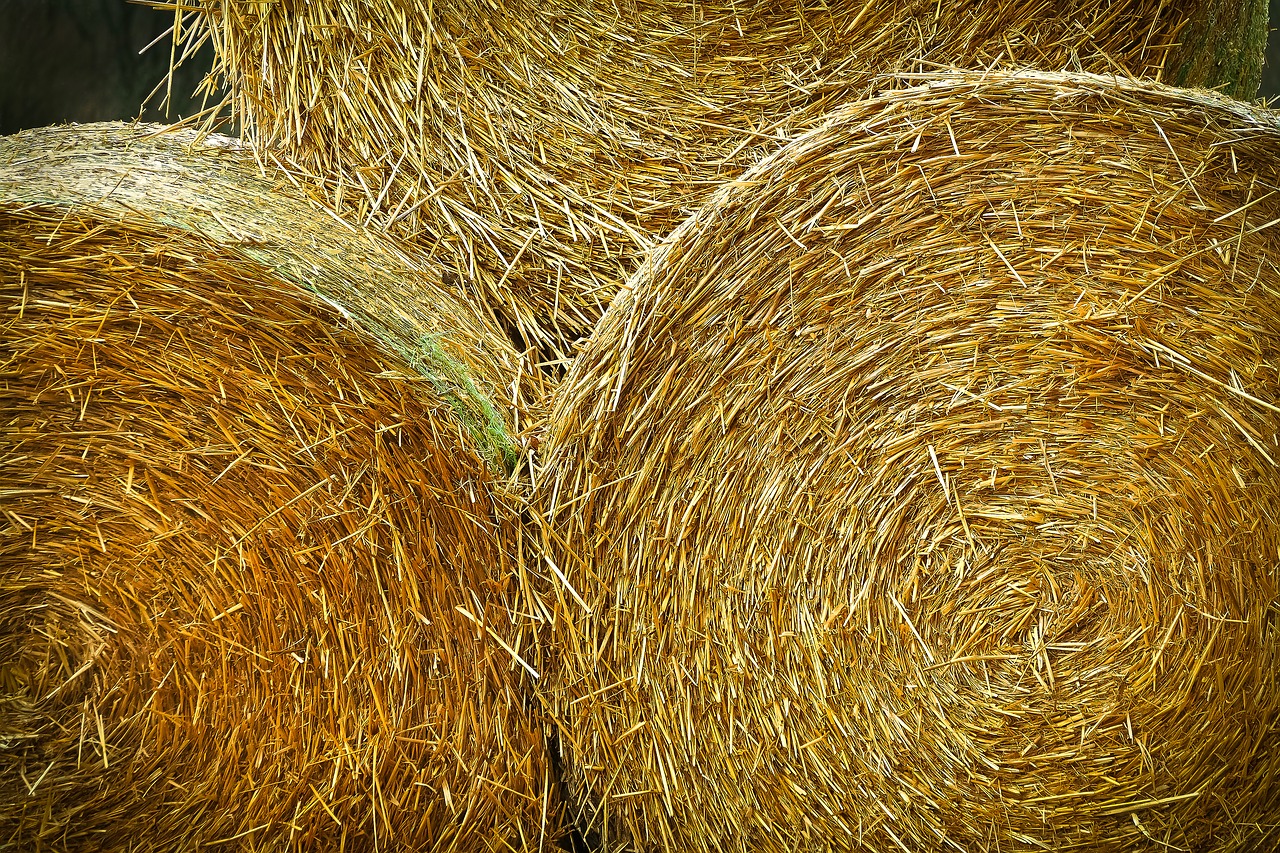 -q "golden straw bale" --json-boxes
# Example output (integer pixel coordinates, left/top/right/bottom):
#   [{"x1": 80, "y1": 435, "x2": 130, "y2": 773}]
[
  {"x1": 1, "y1": 124, "x2": 557, "y2": 850},
  {"x1": 169, "y1": 0, "x2": 1266, "y2": 356},
  {"x1": 534, "y1": 71, "x2": 1280, "y2": 852}
]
